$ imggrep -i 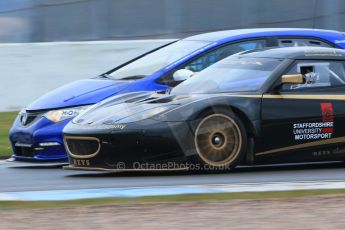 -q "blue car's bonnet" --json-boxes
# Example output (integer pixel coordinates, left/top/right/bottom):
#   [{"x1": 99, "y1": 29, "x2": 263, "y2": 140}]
[{"x1": 27, "y1": 79, "x2": 131, "y2": 110}]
